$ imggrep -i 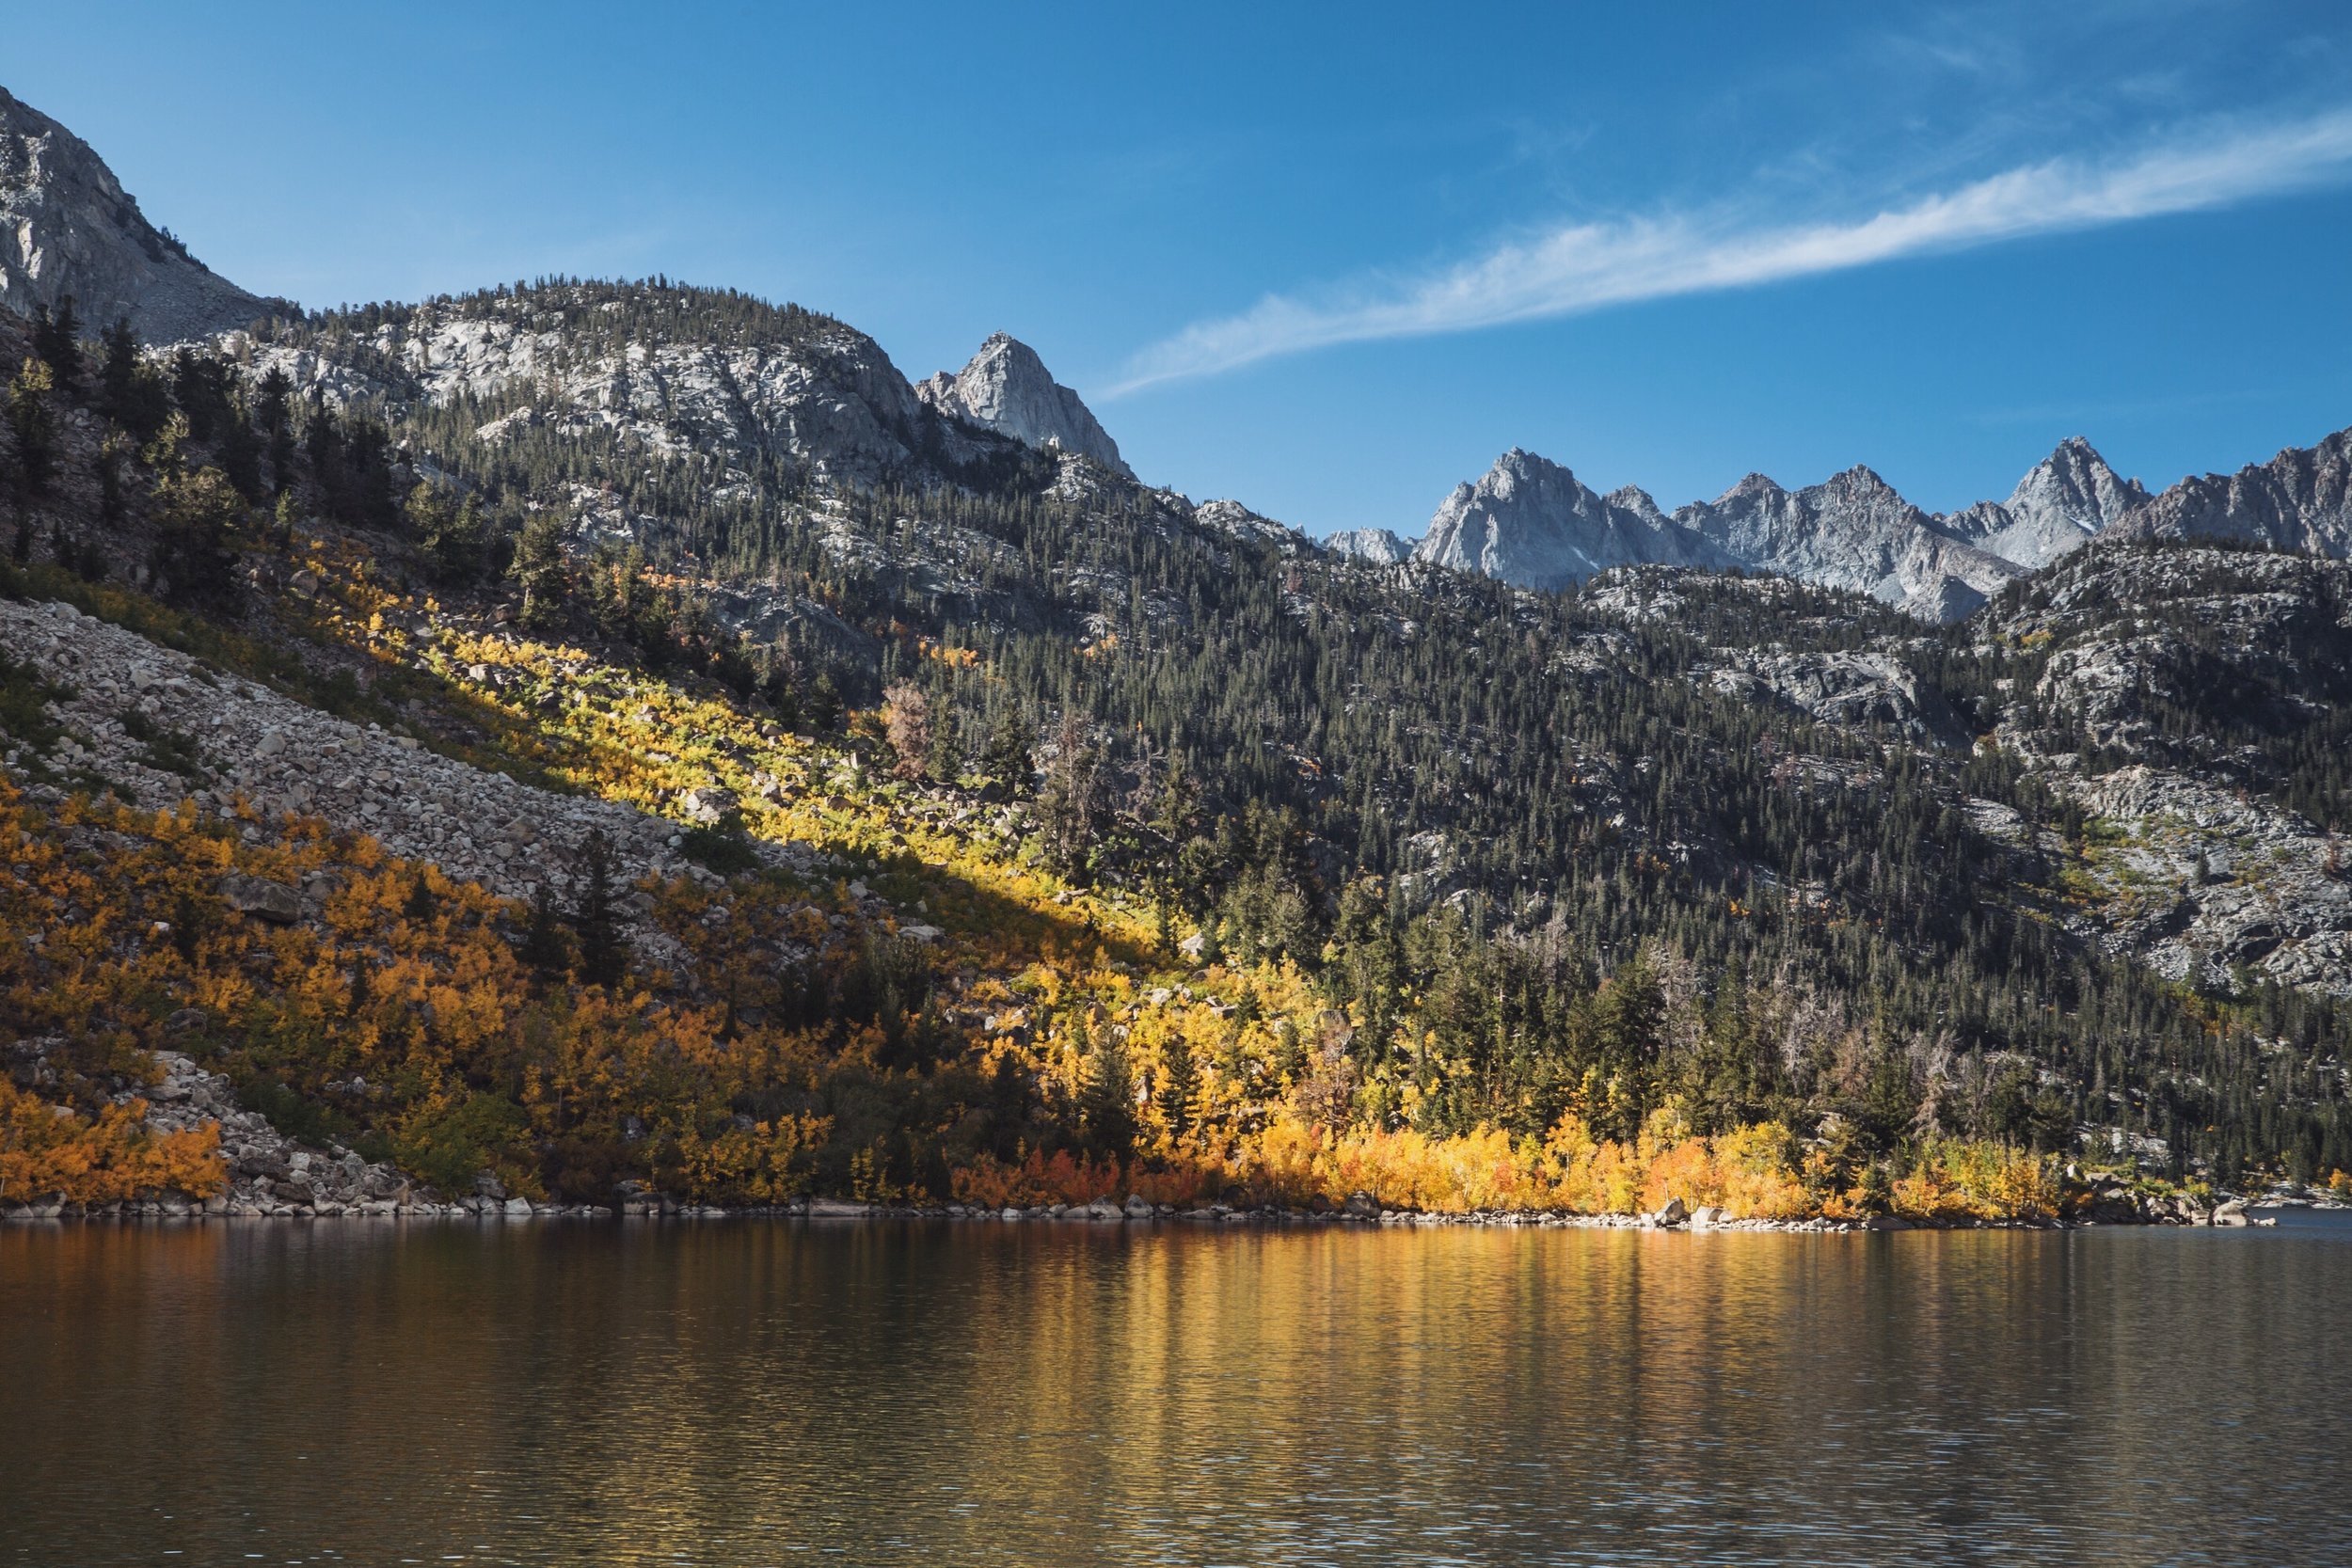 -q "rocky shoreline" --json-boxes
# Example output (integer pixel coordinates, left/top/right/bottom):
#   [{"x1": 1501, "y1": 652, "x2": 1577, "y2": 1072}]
[
  {"x1": 5, "y1": 1189, "x2": 2305, "y2": 1232},
  {"x1": 1, "y1": 1042, "x2": 2318, "y2": 1232}
]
